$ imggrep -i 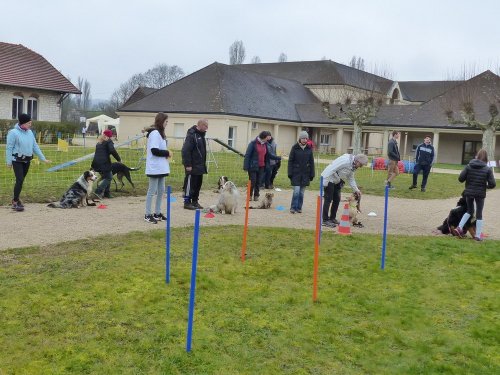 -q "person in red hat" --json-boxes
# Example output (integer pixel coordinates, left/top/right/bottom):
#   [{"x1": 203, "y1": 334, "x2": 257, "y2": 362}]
[
  {"x1": 91, "y1": 129, "x2": 121, "y2": 199},
  {"x1": 6, "y1": 113, "x2": 51, "y2": 211}
]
